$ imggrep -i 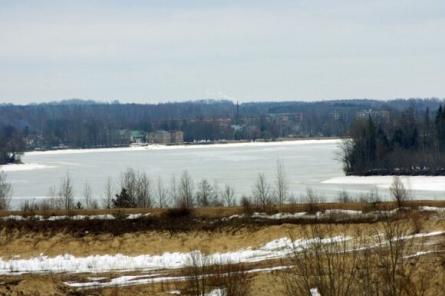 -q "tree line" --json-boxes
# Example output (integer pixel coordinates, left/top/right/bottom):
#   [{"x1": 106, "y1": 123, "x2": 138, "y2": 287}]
[
  {"x1": 0, "y1": 98, "x2": 443, "y2": 164},
  {"x1": 3, "y1": 161, "x2": 291, "y2": 211},
  {"x1": 342, "y1": 105, "x2": 445, "y2": 175}
]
